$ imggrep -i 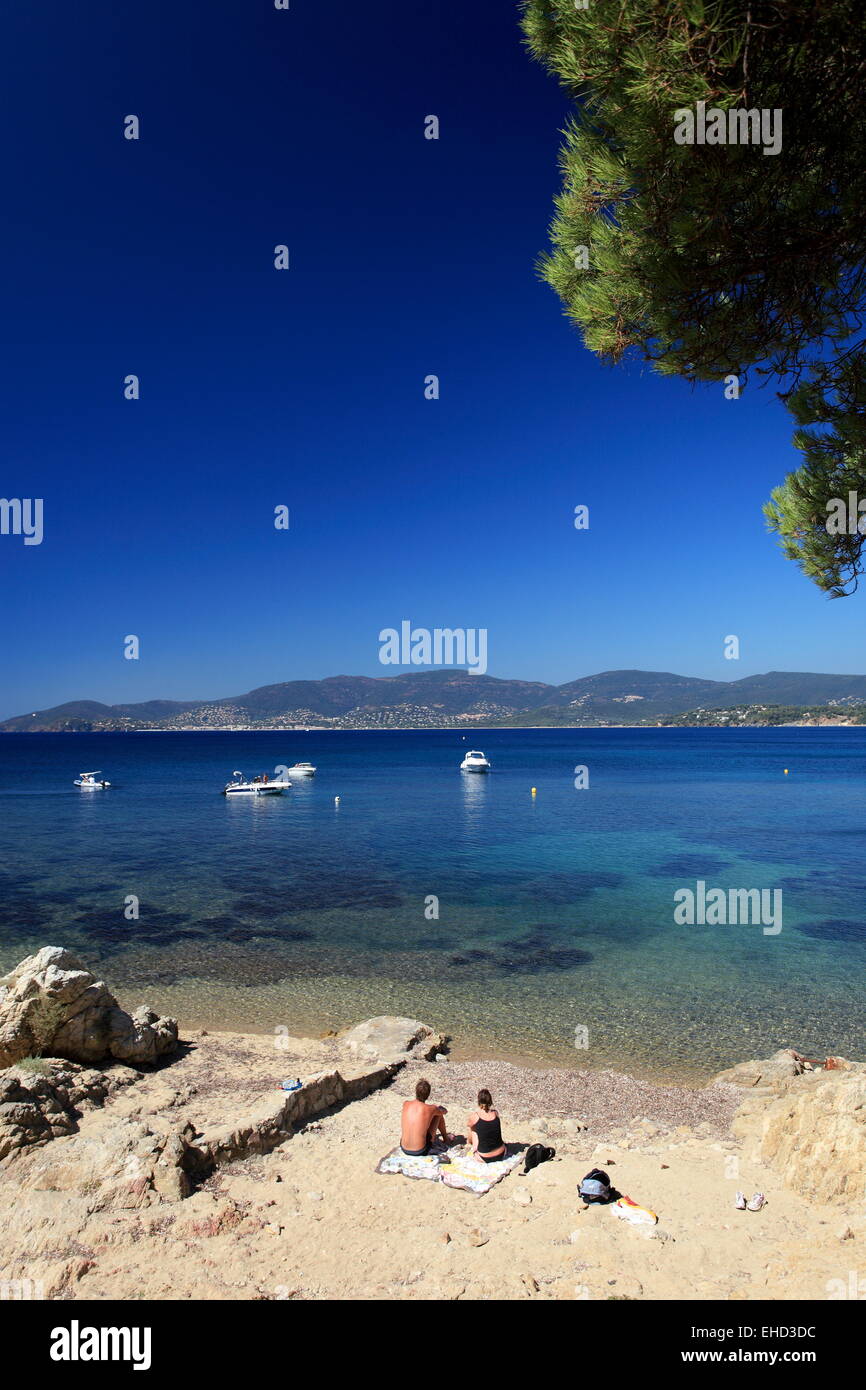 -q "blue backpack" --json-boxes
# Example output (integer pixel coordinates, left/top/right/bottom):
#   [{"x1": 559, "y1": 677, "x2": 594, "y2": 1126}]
[{"x1": 579, "y1": 1168, "x2": 613, "y2": 1203}]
